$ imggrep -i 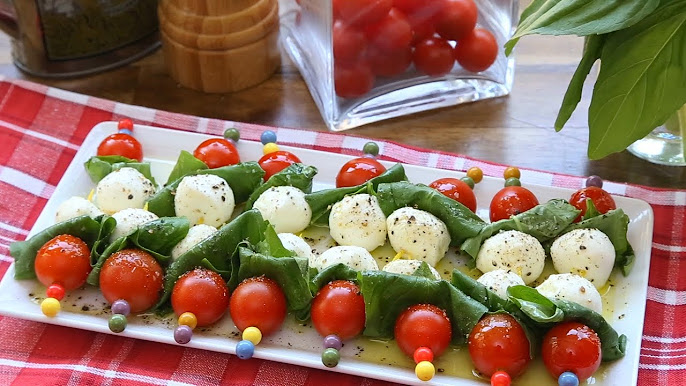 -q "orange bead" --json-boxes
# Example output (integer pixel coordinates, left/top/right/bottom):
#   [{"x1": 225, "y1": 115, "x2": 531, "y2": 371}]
[
  {"x1": 503, "y1": 166, "x2": 520, "y2": 180},
  {"x1": 466, "y1": 167, "x2": 483, "y2": 183}
]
